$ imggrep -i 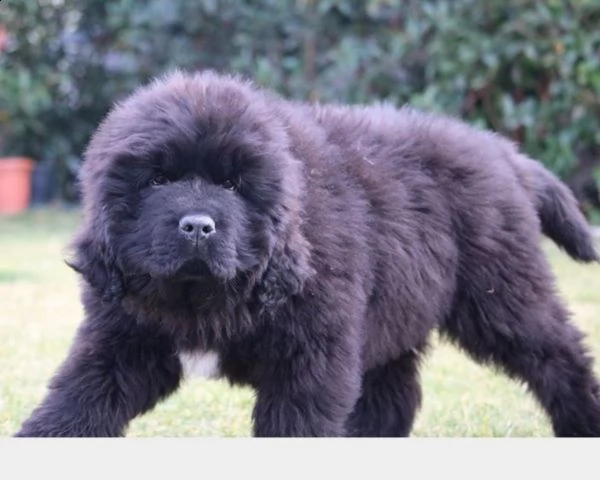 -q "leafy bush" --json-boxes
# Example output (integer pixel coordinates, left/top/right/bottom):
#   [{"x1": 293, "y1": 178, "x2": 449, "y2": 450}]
[{"x1": 1, "y1": 0, "x2": 598, "y2": 213}]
